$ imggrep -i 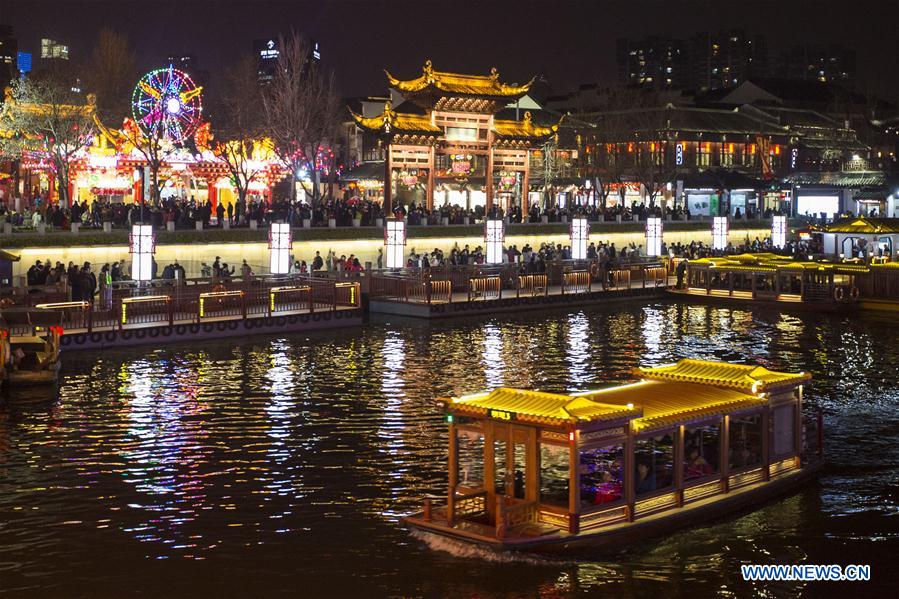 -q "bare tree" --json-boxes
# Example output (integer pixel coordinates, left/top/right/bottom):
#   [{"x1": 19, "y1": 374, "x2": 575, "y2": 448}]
[
  {"x1": 115, "y1": 114, "x2": 170, "y2": 206},
  {"x1": 573, "y1": 86, "x2": 658, "y2": 209},
  {"x1": 0, "y1": 70, "x2": 95, "y2": 206},
  {"x1": 263, "y1": 32, "x2": 343, "y2": 204},
  {"x1": 630, "y1": 104, "x2": 679, "y2": 208},
  {"x1": 82, "y1": 28, "x2": 138, "y2": 126},
  {"x1": 207, "y1": 56, "x2": 268, "y2": 207}
]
